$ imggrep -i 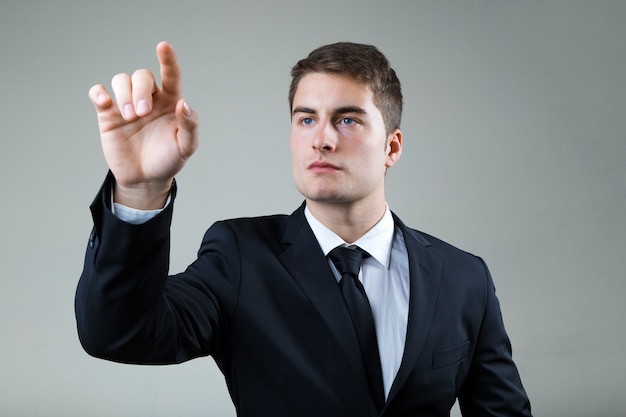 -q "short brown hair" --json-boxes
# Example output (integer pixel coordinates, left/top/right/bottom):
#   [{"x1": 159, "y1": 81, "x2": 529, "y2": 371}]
[{"x1": 289, "y1": 42, "x2": 403, "y2": 134}]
